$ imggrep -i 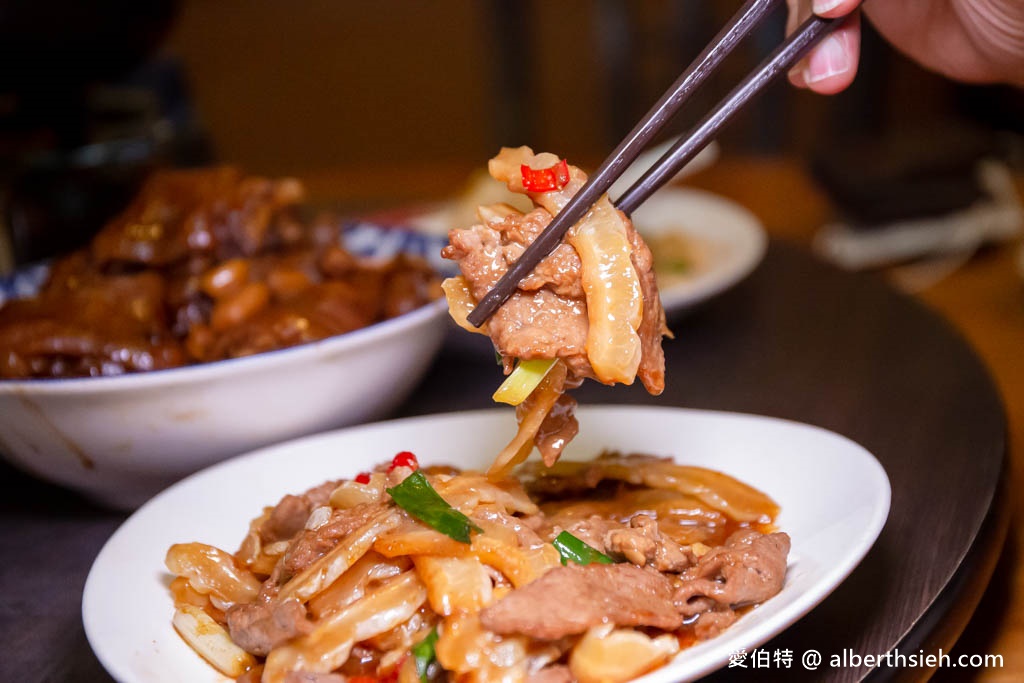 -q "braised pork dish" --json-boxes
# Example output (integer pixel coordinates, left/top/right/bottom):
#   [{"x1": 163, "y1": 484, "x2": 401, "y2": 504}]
[{"x1": 0, "y1": 167, "x2": 440, "y2": 379}]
